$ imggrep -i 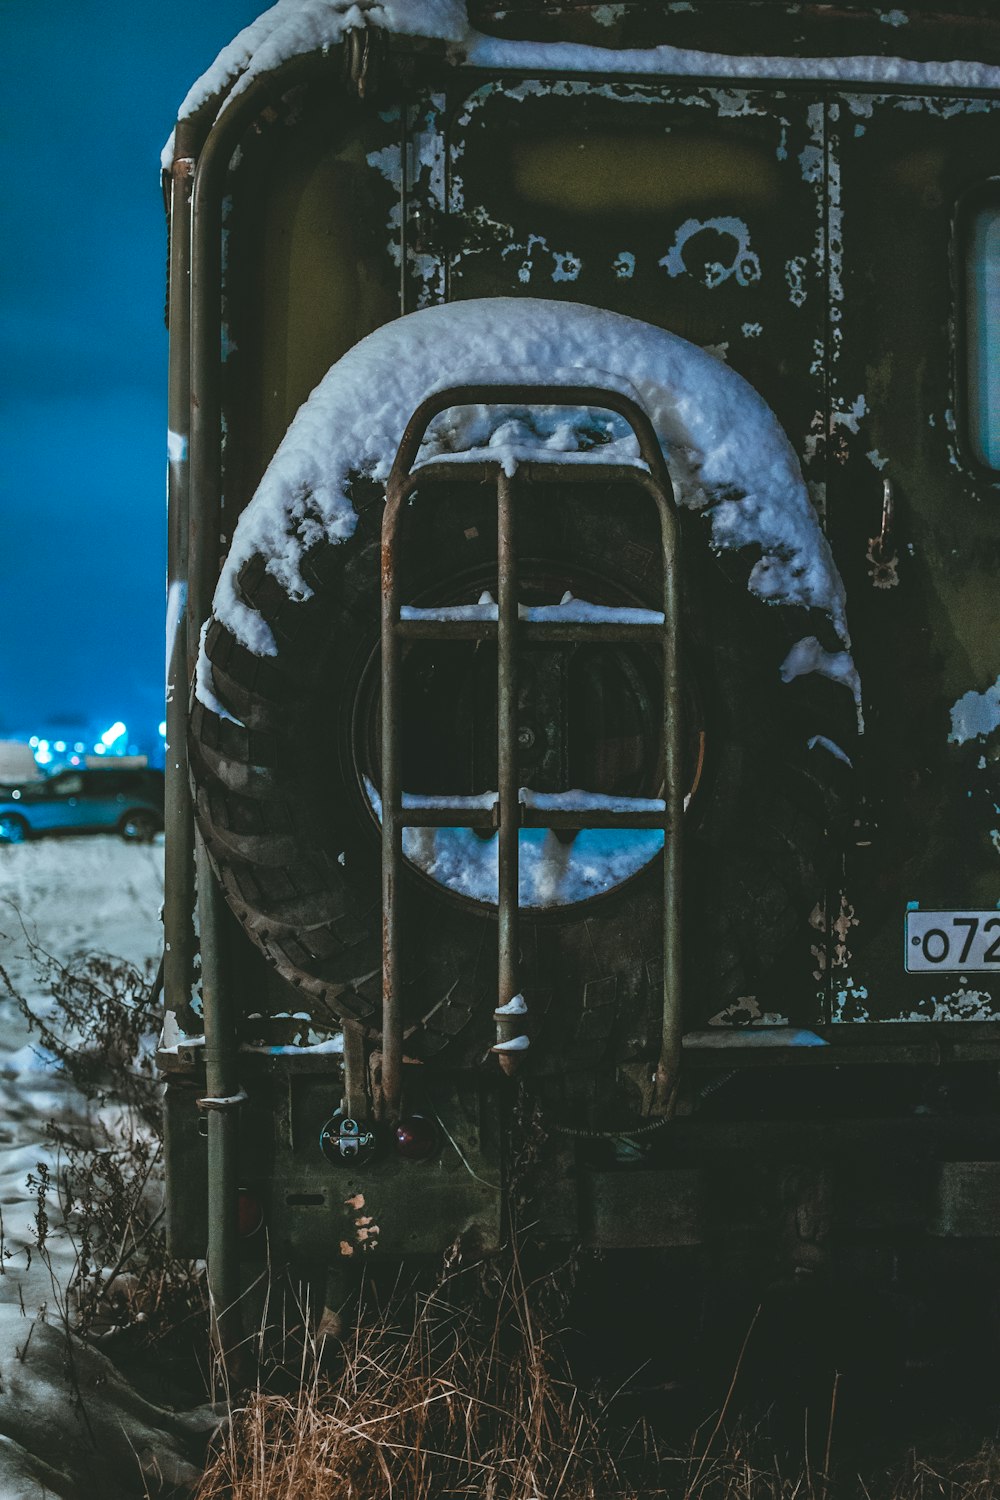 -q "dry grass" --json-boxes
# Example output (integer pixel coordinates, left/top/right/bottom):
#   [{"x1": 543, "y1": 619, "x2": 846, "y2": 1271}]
[
  {"x1": 198, "y1": 1252, "x2": 619, "y2": 1500},
  {"x1": 193, "y1": 1257, "x2": 1000, "y2": 1500}
]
